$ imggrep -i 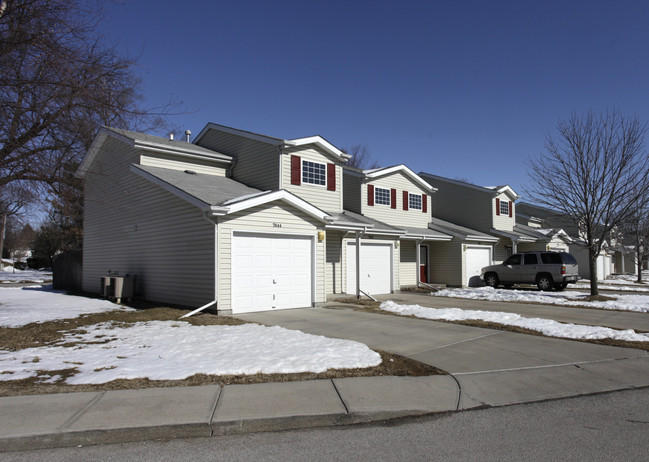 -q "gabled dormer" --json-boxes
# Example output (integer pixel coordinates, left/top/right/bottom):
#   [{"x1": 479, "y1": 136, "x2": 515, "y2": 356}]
[
  {"x1": 418, "y1": 173, "x2": 519, "y2": 233},
  {"x1": 343, "y1": 165, "x2": 436, "y2": 229},
  {"x1": 193, "y1": 123, "x2": 350, "y2": 213}
]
